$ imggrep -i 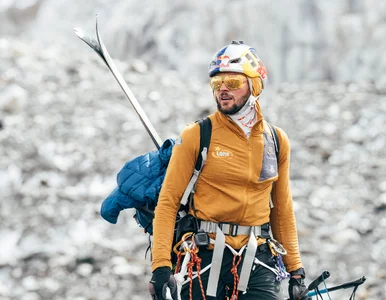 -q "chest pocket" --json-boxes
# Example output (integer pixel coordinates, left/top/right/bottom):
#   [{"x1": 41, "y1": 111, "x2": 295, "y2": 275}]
[{"x1": 258, "y1": 131, "x2": 278, "y2": 181}]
